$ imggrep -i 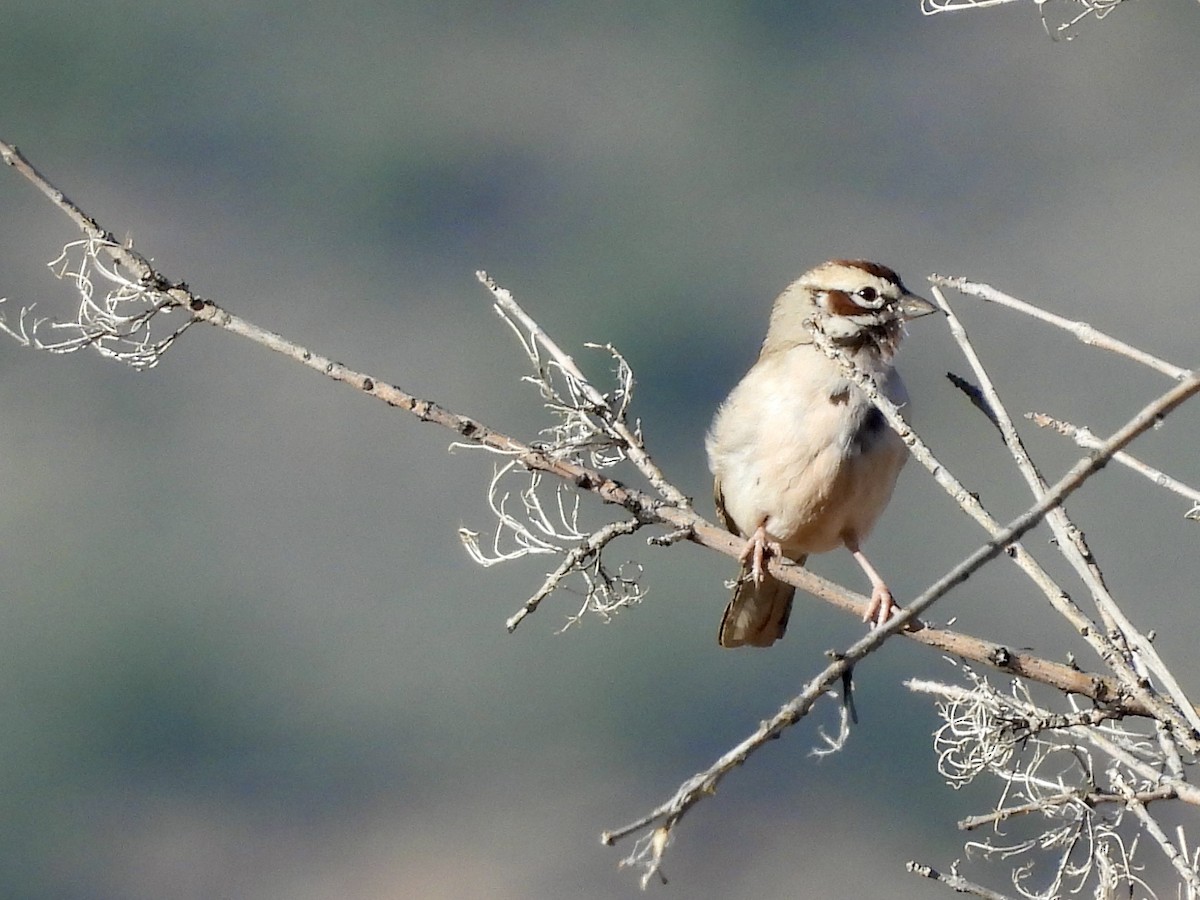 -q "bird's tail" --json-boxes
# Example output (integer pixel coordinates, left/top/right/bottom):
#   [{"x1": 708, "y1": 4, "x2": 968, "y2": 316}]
[{"x1": 717, "y1": 567, "x2": 800, "y2": 648}]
